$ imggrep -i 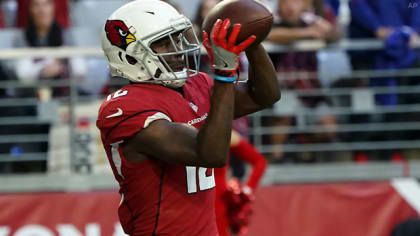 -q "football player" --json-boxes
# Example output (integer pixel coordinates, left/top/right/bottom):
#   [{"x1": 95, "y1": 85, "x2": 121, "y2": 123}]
[{"x1": 96, "y1": 0, "x2": 280, "y2": 235}]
